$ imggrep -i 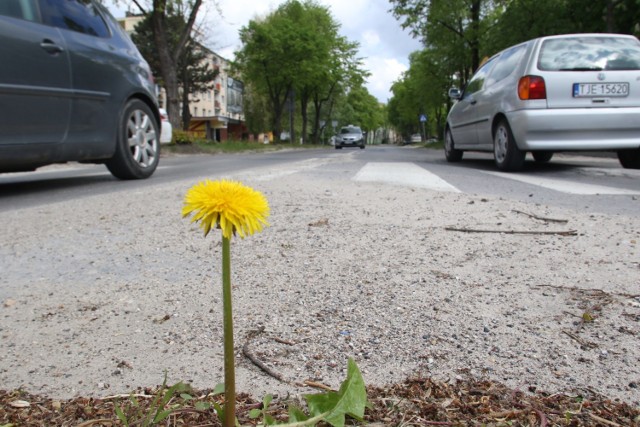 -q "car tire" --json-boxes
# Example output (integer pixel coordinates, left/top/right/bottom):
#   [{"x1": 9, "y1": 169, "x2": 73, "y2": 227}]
[
  {"x1": 106, "y1": 99, "x2": 160, "y2": 180},
  {"x1": 617, "y1": 149, "x2": 640, "y2": 169},
  {"x1": 532, "y1": 151, "x2": 553, "y2": 163},
  {"x1": 444, "y1": 128, "x2": 463, "y2": 162},
  {"x1": 493, "y1": 119, "x2": 525, "y2": 171},
  {"x1": 360, "y1": 145, "x2": 365, "y2": 149},
  {"x1": 335, "y1": 146, "x2": 342, "y2": 149}
]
